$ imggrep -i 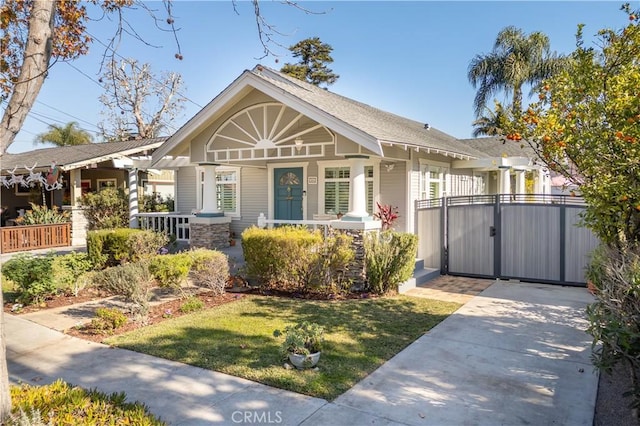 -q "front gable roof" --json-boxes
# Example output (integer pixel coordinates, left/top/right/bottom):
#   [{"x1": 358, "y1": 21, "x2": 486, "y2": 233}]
[
  {"x1": 461, "y1": 136, "x2": 537, "y2": 159},
  {"x1": 1, "y1": 138, "x2": 166, "y2": 174},
  {"x1": 153, "y1": 65, "x2": 487, "y2": 164}
]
